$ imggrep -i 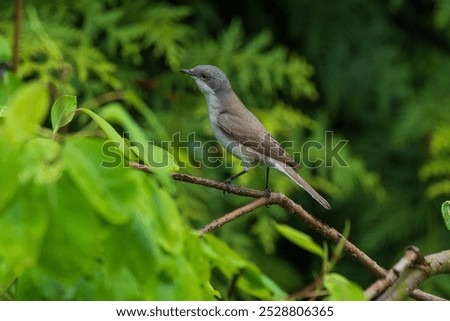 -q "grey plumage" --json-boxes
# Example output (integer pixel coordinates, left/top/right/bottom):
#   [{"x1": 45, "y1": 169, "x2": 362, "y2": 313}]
[{"x1": 180, "y1": 65, "x2": 330, "y2": 209}]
